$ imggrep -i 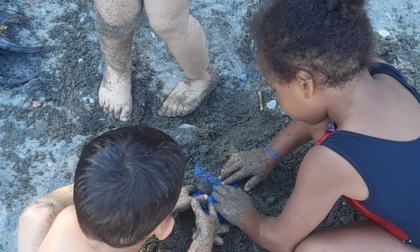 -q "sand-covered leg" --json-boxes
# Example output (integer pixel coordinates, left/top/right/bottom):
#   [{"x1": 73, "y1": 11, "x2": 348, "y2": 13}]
[
  {"x1": 94, "y1": 0, "x2": 141, "y2": 121},
  {"x1": 145, "y1": 0, "x2": 215, "y2": 117}
]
